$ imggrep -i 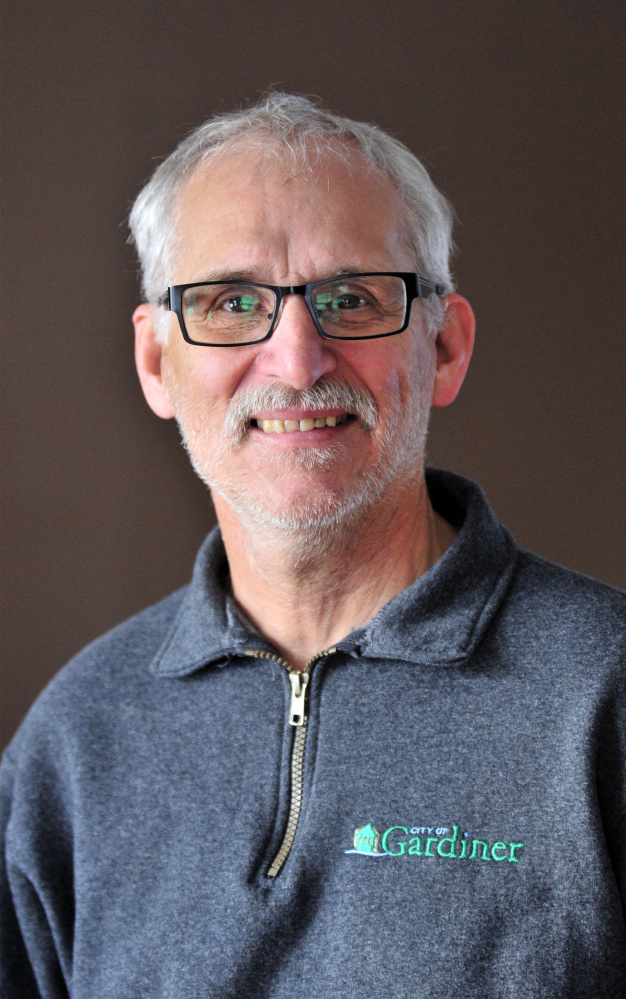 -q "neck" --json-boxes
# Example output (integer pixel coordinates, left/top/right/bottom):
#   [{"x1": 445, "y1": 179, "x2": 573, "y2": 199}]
[{"x1": 213, "y1": 470, "x2": 457, "y2": 670}]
